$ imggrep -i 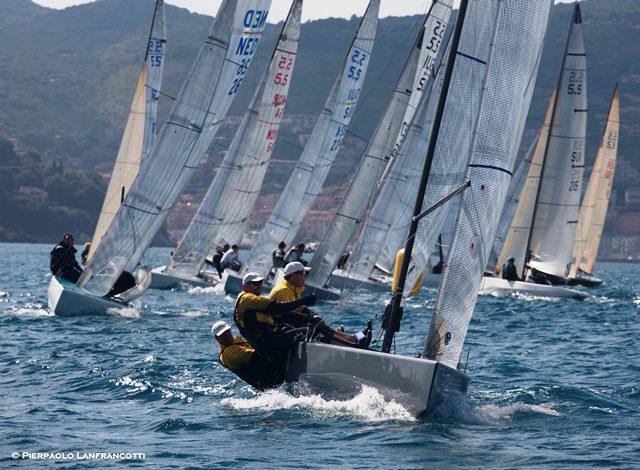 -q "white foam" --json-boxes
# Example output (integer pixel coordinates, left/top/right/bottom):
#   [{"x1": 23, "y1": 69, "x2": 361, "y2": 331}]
[
  {"x1": 187, "y1": 284, "x2": 225, "y2": 295},
  {"x1": 221, "y1": 385, "x2": 415, "y2": 422},
  {"x1": 106, "y1": 307, "x2": 141, "y2": 319},
  {"x1": 9, "y1": 305, "x2": 53, "y2": 317},
  {"x1": 477, "y1": 402, "x2": 562, "y2": 421}
]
